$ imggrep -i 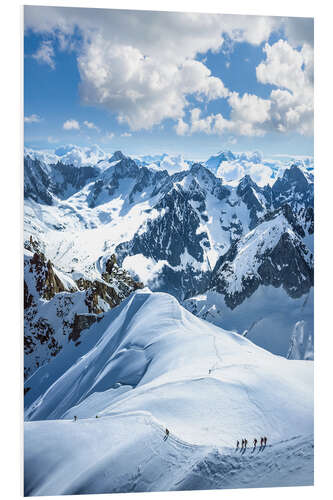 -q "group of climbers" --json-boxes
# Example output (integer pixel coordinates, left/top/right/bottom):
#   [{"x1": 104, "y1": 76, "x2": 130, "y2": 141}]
[
  {"x1": 74, "y1": 416, "x2": 268, "y2": 455},
  {"x1": 236, "y1": 436, "x2": 267, "y2": 452}
]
